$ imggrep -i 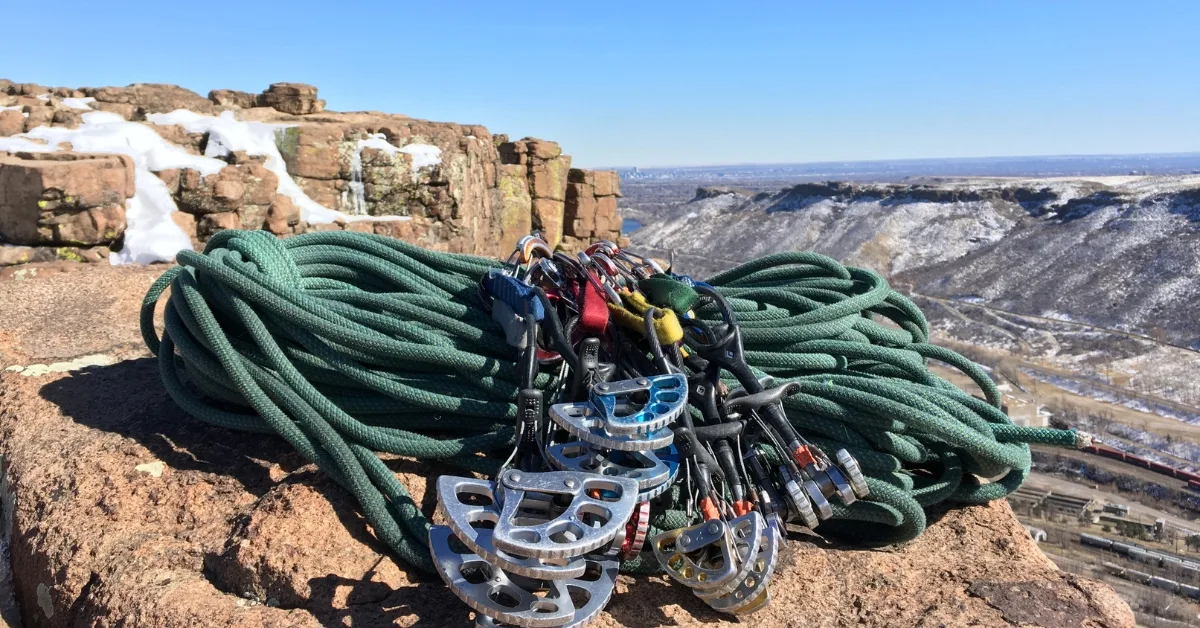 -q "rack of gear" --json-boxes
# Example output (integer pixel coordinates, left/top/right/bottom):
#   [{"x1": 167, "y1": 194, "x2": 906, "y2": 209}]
[
  {"x1": 143, "y1": 230, "x2": 1083, "y2": 628},
  {"x1": 432, "y1": 237, "x2": 871, "y2": 626}
]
